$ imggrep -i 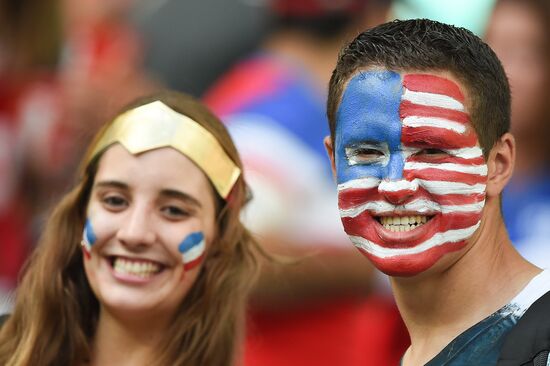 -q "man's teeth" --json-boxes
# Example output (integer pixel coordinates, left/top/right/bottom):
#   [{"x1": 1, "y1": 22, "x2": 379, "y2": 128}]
[
  {"x1": 113, "y1": 257, "x2": 161, "y2": 278},
  {"x1": 380, "y1": 216, "x2": 428, "y2": 232}
]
